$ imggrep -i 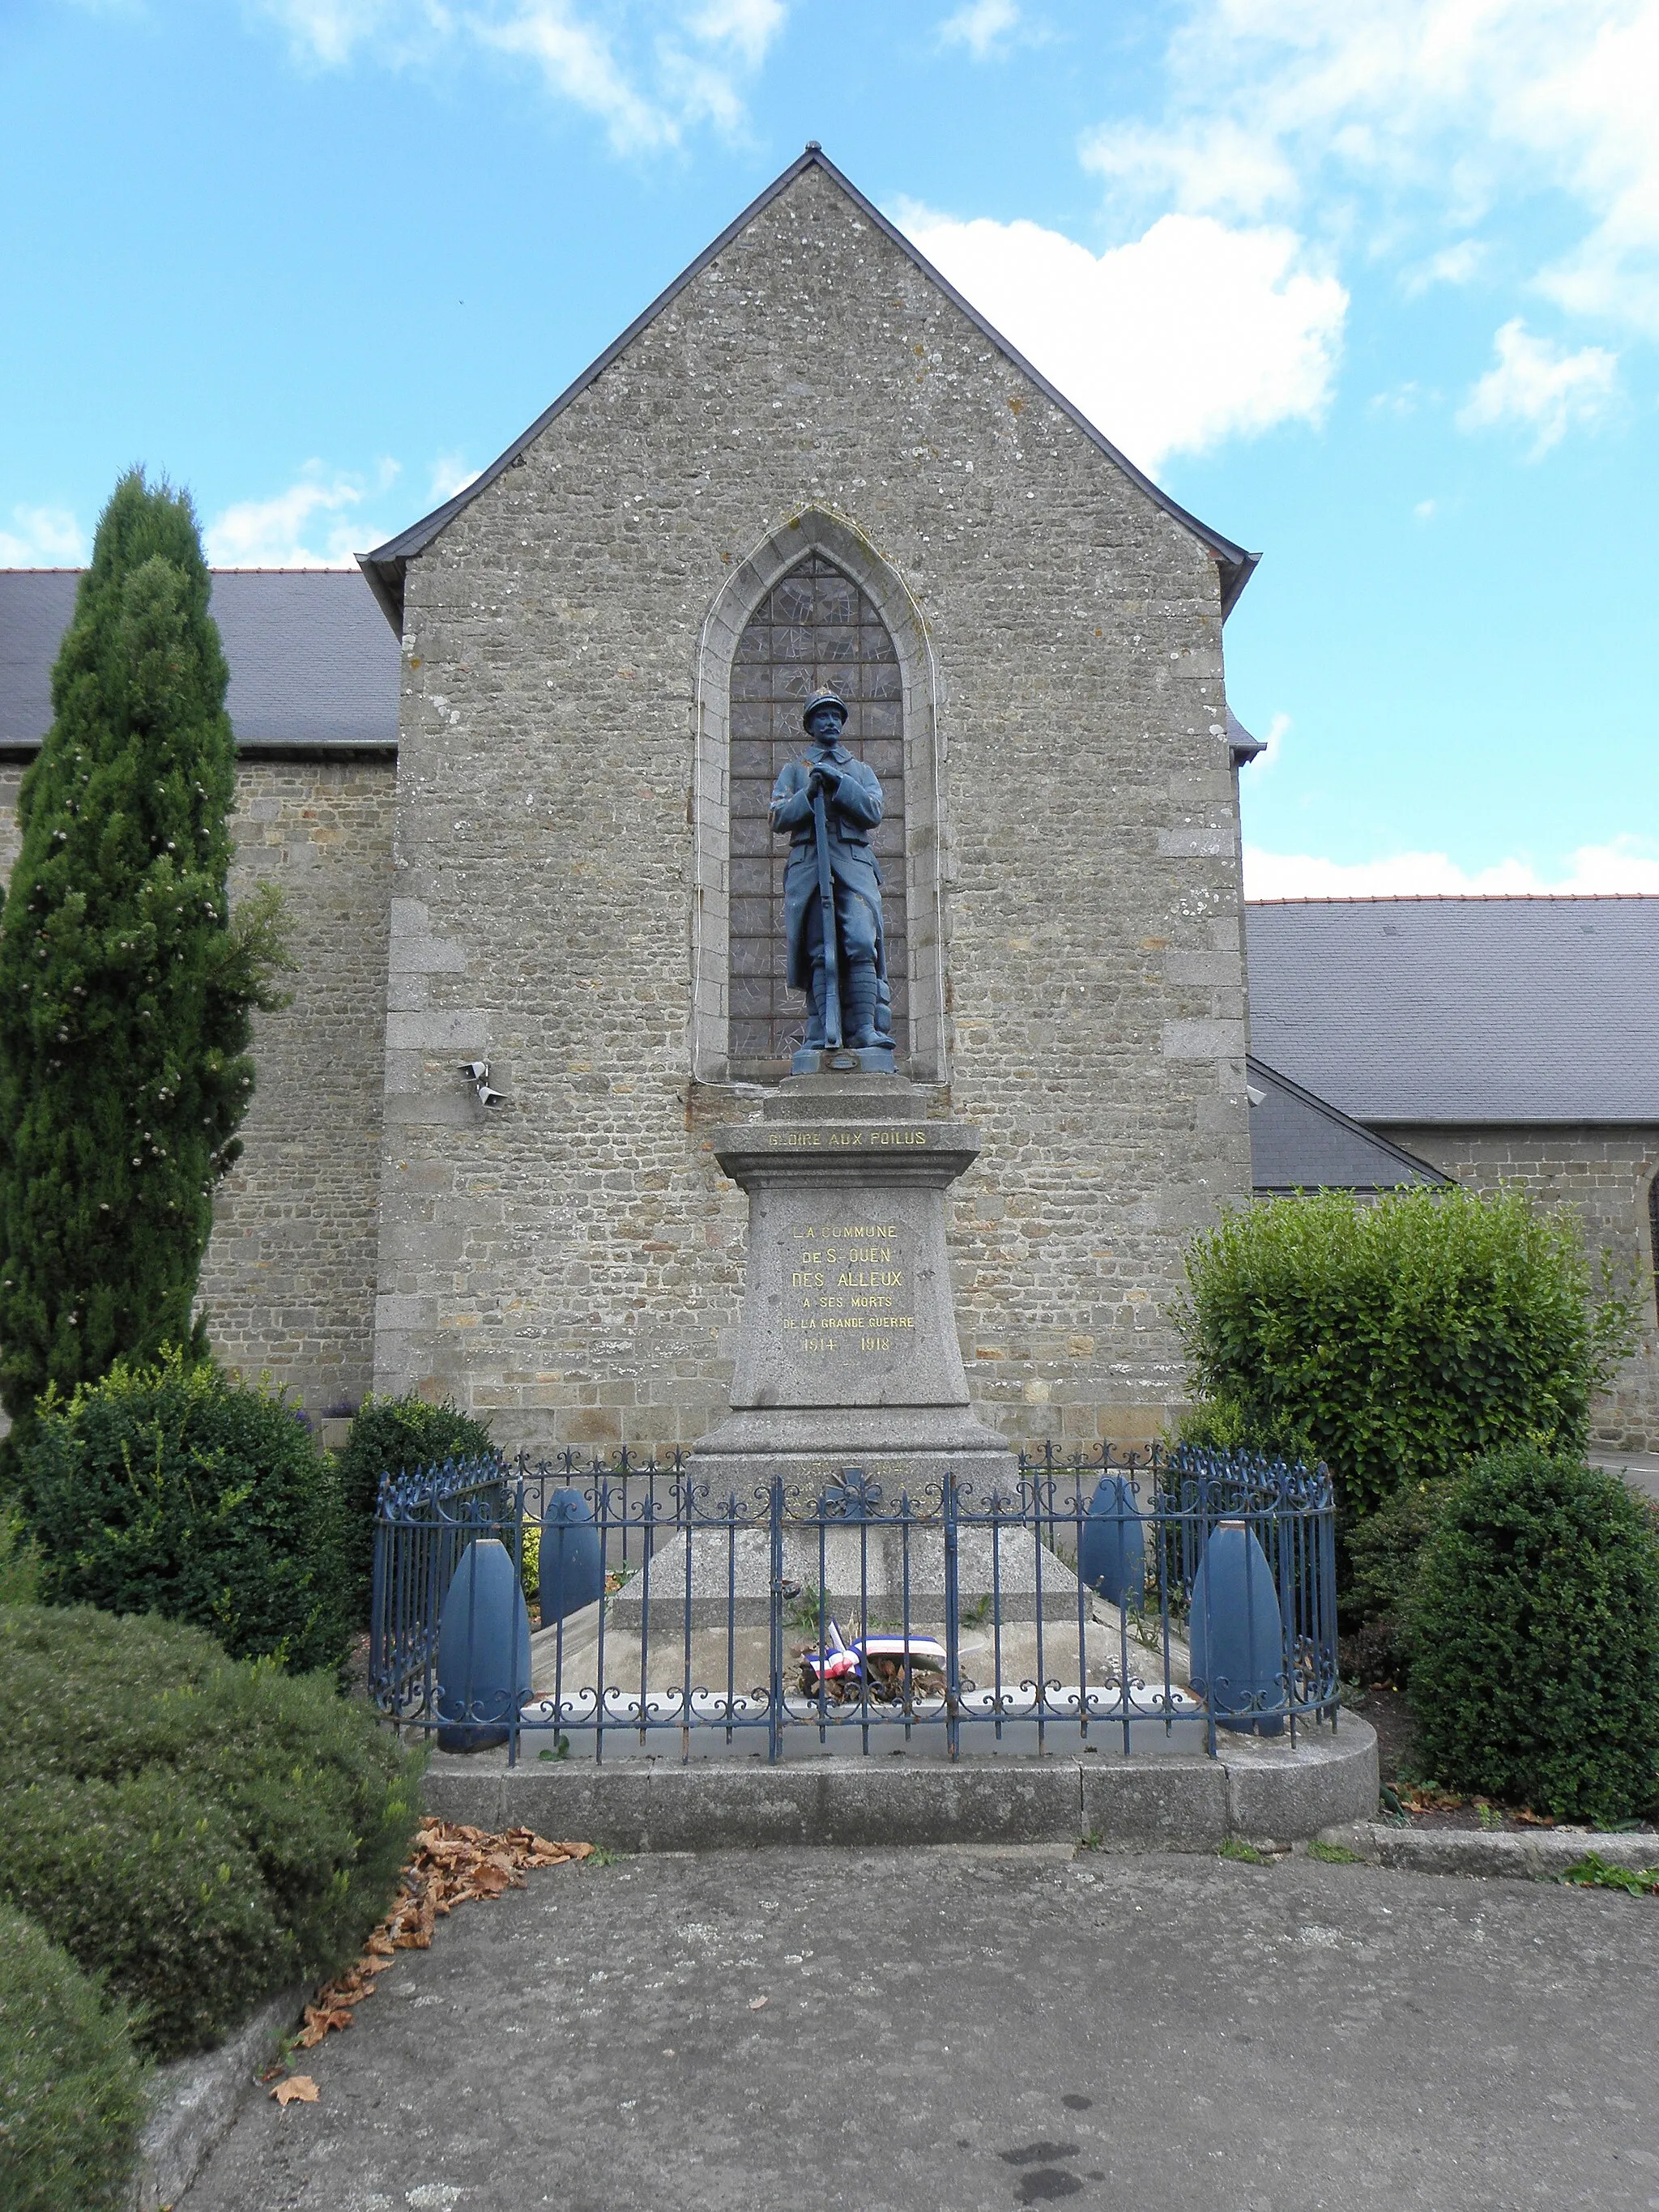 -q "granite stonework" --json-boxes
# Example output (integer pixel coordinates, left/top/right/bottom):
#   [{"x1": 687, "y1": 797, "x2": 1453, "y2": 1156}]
[
  {"x1": 689, "y1": 1072, "x2": 1013, "y2": 1491},
  {"x1": 1380, "y1": 1121, "x2": 1659, "y2": 1451},
  {"x1": 196, "y1": 759, "x2": 396, "y2": 1410},
  {"x1": 370, "y1": 156, "x2": 1254, "y2": 1455}
]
